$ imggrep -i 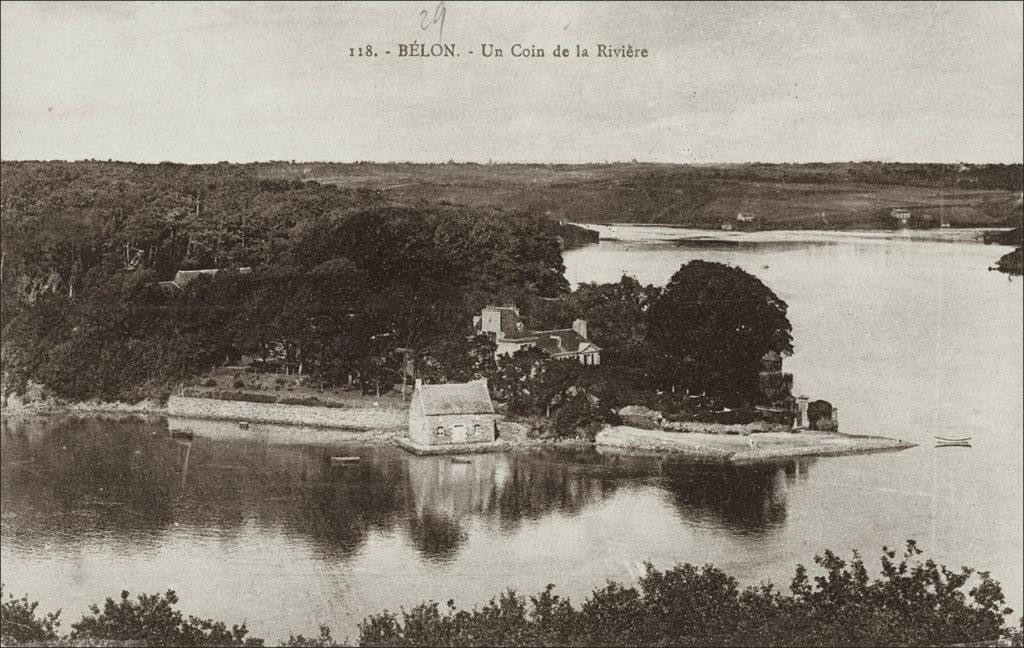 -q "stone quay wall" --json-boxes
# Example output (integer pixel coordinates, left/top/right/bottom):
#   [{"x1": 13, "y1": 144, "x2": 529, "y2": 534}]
[{"x1": 167, "y1": 395, "x2": 406, "y2": 430}]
